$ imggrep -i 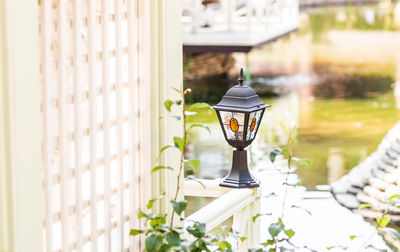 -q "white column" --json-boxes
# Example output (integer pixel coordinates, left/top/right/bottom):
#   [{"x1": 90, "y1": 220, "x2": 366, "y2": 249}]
[
  {"x1": 0, "y1": 3, "x2": 13, "y2": 250},
  {"x1": 0, "y1": 0, "x2": 43, "y2": 251},
  {"x1": 149, "y1": 0, "x2": 183, "y2": 217}
]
